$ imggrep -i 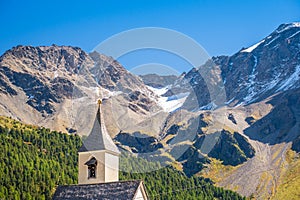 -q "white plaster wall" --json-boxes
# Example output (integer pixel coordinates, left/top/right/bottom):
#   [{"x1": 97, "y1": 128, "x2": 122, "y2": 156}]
[
  {"x1": 104, "y1": 152, "x2": 119, "y2": 182},
  {"x1": 78, "y1": 151, "x2": 105, "y2": 184}
]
